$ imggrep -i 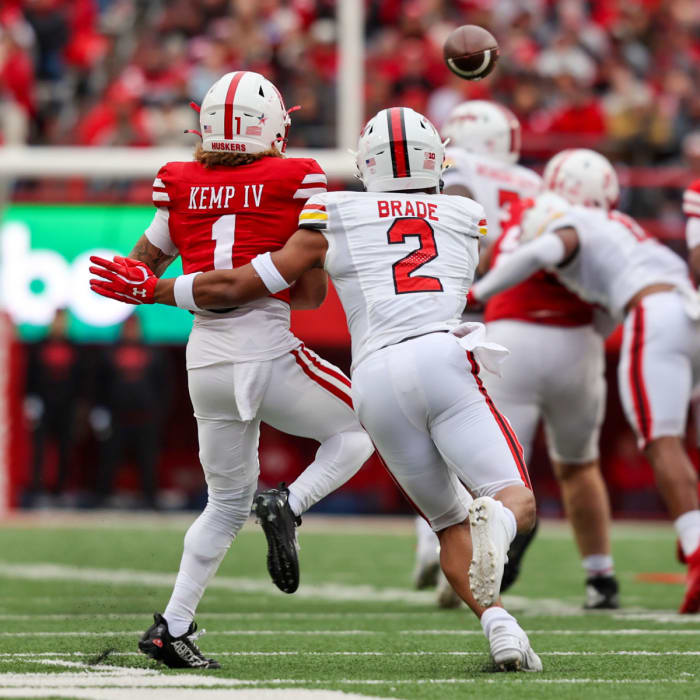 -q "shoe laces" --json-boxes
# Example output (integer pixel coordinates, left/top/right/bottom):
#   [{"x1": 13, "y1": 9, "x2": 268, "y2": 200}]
[{"x1": 188, "y1": 626, "x2": 207, "y2": 644}]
